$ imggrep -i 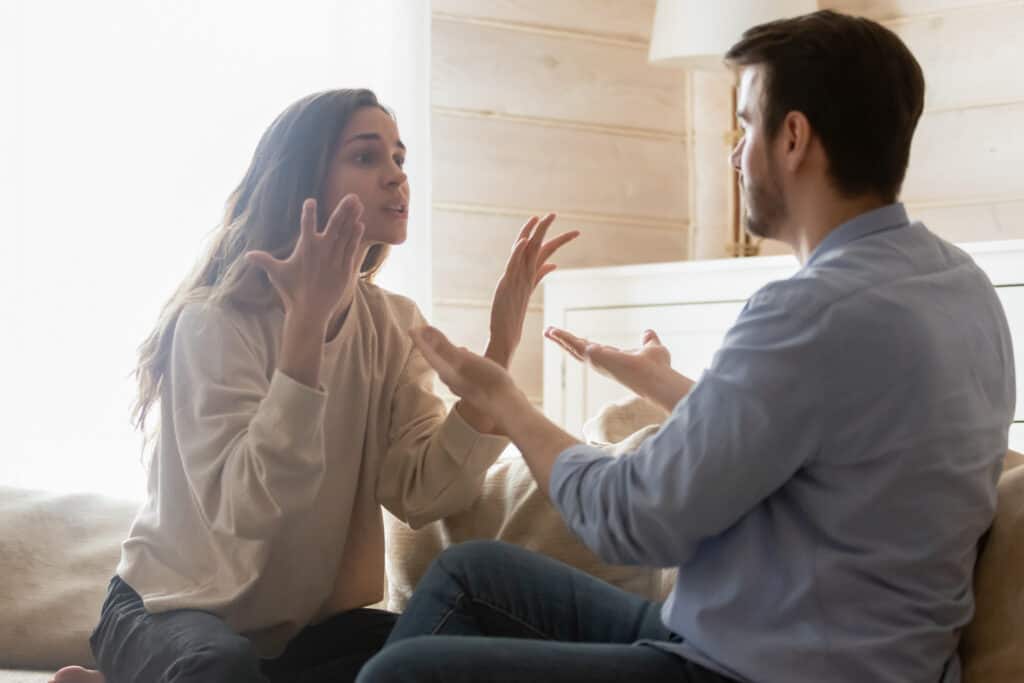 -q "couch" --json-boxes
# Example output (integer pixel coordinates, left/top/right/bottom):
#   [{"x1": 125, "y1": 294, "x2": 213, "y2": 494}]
[{"x1": 2, "y1": 398, "x2": 1023, "y2": 682}]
